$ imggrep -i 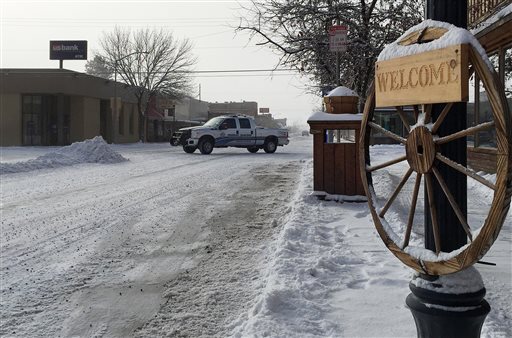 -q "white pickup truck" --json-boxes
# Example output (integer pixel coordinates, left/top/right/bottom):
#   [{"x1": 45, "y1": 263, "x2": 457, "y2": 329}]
[{"x1": 170, "y1": 115, "x2": 289, "y2": 154}]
